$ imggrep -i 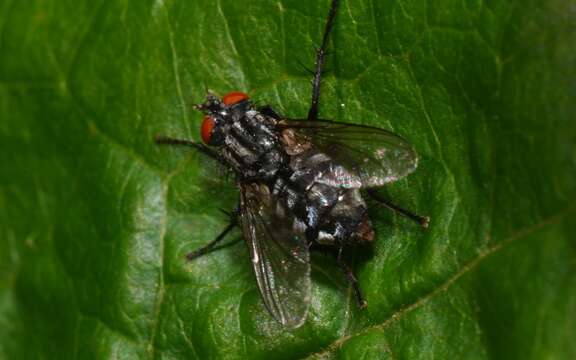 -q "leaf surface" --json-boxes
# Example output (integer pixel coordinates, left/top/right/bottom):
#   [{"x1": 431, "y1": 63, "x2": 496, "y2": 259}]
[{"x1": 1, "y1": 0, "x2": 575, "y2": 358}]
